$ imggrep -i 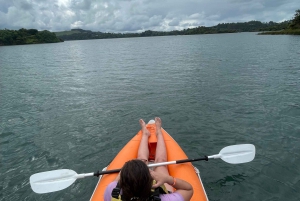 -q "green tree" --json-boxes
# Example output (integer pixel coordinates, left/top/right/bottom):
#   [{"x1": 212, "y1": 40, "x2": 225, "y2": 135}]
[
  {"x1": 0, "y1": 29, "x2": 61, "y2": 45},
  {"x1": 27, "y1": 29, "x2": 38, "y2": 35},
  {"x1": 37, "y1": 30, "x2": 60, "y2": 43},
  {"x1": 290, "y1": 9, "x2": 300, "y2": 29}
]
